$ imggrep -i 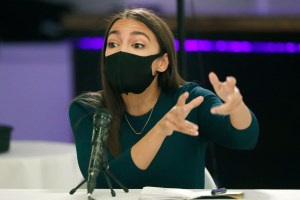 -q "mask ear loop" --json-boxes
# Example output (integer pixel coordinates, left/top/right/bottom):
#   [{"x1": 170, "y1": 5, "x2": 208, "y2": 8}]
[
  {"x1": 154, "y1": 52, "x2": 168, "y2": 75},
  {"x1": 152, "y1": 53, "x2": 164, "y2": 76}
]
